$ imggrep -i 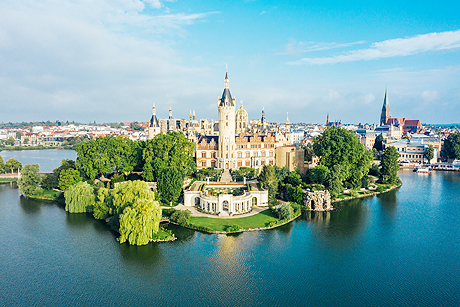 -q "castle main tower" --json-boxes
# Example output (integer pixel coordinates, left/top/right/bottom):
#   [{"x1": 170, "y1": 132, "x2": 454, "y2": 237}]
[{"x1": 218, "y1": 68, "x2": 236, "y2": 169}]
